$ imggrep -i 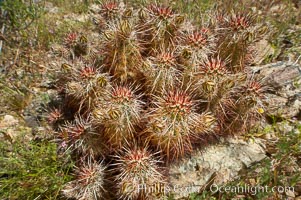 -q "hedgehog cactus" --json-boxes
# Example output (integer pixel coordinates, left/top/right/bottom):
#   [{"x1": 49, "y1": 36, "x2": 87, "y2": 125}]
[
  {"x1": 195, "y1": 57, "x2": 235, "y2": 107},
  {"x1": 143, "y1": 89, "x2": 215, "y2": 160},
  {"x1": 231, "y1": 79, "x2": 267, "y2": 127},
  {"x1": 63, "y1": 159, "x2": 107, "y2": 200},
  {"x1": 58, "y1": 116, "x2": 105, "y2": 157},
  {"x1": 64, "y1": 32, "x2": 78, "y2": 49},
  {"x1": 47, "y1": 107, "x2": 63, "y2": 126},
  {"x1": 113, "y1": 145, "x2": 165, "y2": 199},
  {"x1": 64, "y1": 65, "x2": 111, "y2": 112},
  {"x1": 145, "y1": 50, "x2": 181, "y2": 94},
  {"x1": 48, "y1": 2, "x2": 269, "y2": 199},
  {"x1": 214, "y1": 78, "x2": 267, "y2": 134},
  {"x1": 100, "y1": 2, "x2": 120, "y2": 20},
  {"x1": 181, "y1": 28, "x2": 216, "y2": 68},
  {"x1": 61, "y1": 32, "x2": 89, "y2": 59},
  {"x1": 139, "y1": 4, "x2": 184, "y2": 53},
  {"x1": 92, "y1": 84, "x2": 144, "y2": 150},
  {"x1": 215, "y1": 11, "x2": 265, "y2": 72},
  {"x1": 102, "y1": 20, "x2": 144, "y2": 82}
]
